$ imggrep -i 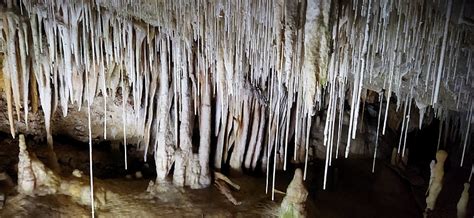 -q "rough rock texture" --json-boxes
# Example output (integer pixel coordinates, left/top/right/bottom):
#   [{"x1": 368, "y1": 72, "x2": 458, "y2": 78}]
[
  {"x1": 0, "y1": 0, "x2": 472, "y2": 198},
  {"x1": 0, "y1": 96, "x2": 143, "y2": 146},
  {"x1": 426, "y1": 150, "x2": 448, "y2": 212},
  {"x1": 280, "y1": 168, "x2": 308, "y2": 218},
  {"x1": 457, "y1": 183, "x2": 469, "y2": 218},
  {"x1": 16, "y1": 136, "x2": 32, "y2": 194},
  {"x1": 17, "y1": 134, "x2": 108, "y2": 208}
]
